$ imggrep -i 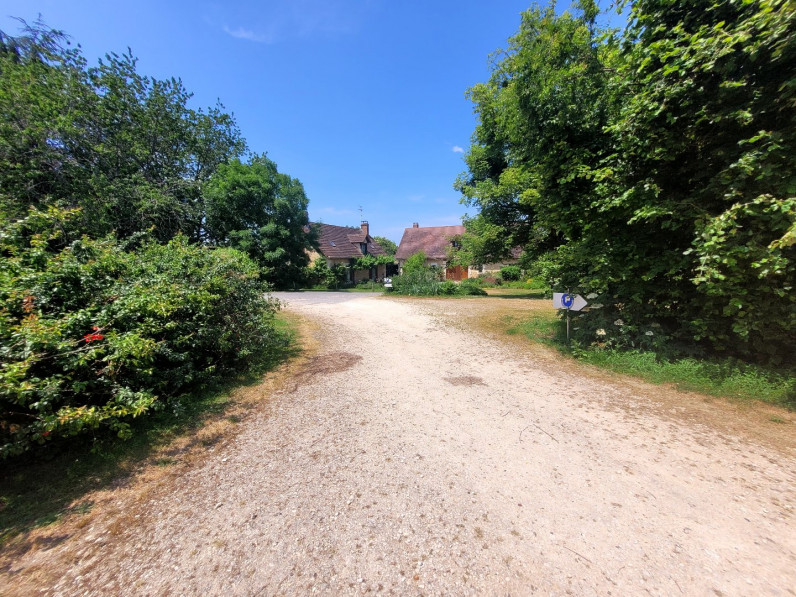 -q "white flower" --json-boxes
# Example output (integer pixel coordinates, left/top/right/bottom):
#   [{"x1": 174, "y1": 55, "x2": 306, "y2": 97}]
[
  {"x1": 596, "y1": 328, "x2": 606, "y2": 336},
  {"x1": 645, "y1": 331, "x2": 654, "y2": 336},
  {"x1": 586, "y1": 293, "x2": 598, "y2": 299},
  {"x1": 614, "y1": 319, "x2": 624, "y2": 326}
]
